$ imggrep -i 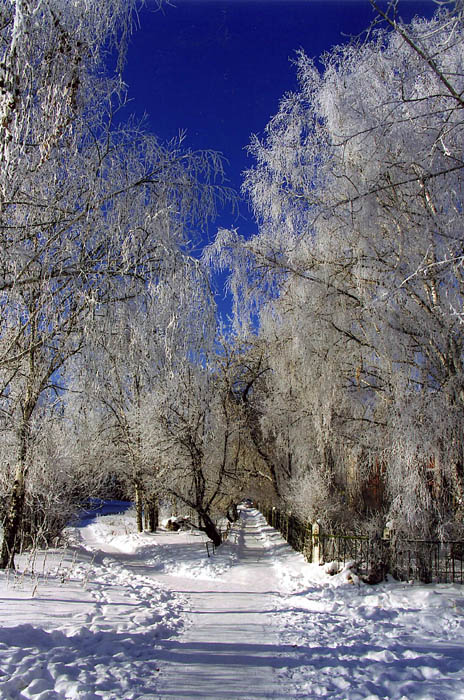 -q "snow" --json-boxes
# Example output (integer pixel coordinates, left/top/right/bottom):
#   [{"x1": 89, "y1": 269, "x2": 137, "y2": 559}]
[{"x1": 1, "y1": 505, "x2": 464, "y2": 699}]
